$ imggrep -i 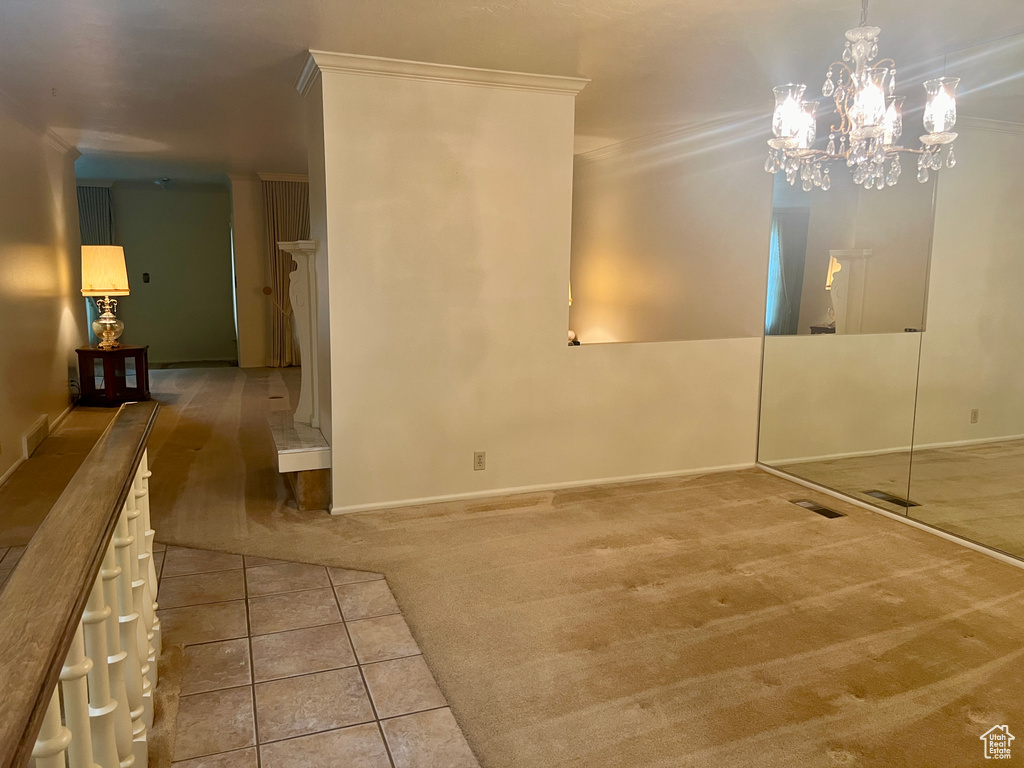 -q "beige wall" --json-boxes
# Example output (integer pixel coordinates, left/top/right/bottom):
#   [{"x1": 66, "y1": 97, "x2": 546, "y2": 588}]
[
  {"x1": 306, "y1": 58, "x2": 762, "y2": 512},
  {"x1": 569, "y1": 126, "x2": 773, "y2": 343},
  {"x1": 111, "y1": 183, "x2": 237, "y2": 364},
  {"x1": 0, "y1": 106, "x2": 84, "y2": 484},
  {"x1": 758, "y1": 333, "x2": 921, "y2": 463},
  {"x1": 915, "y1": 125, "x2": 1024, "y2": 446},
  {"x1": 228, "y1": 174, "x2": 271, "y2": 368}
]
